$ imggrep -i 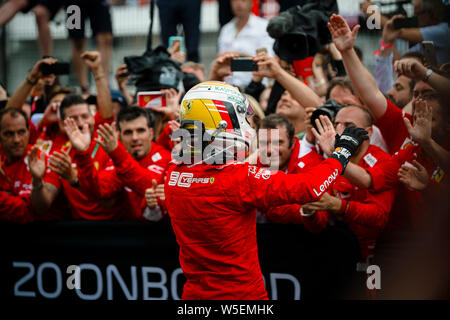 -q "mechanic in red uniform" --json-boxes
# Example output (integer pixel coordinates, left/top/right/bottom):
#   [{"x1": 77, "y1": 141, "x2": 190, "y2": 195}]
[
  {"x1": 29, "y1": 93, "x2": 126, "y2": 220},
  {"x1": 343, "y1": 89, "x2": 449, "y2": 230},
  {"x1": 0, "y1": 108, "x2": 63, "y2": 222},
  {"x1": 300, "y1": 106, "x2": 397, "y2": 262},
  {"x1": 257, "y1": 113, "x2": 323, "y2": 224},
  {"x1": 65, "y1": 106, "x2": 171, "y2": 221},
  {"x1": 29, "y1": 51, "x2": 129, "y2": 221},
  {"x1": 3, "y1": 57, "x2": 61, "y2": 145},
  {"x1": 87, "y1": 81, "x2": 369, "y2": 299},
  {"x1": 0, "y1": 108, "x2": 35, "y2": 223},
  {"x1": 327, "y1": 14, "x2": 449, "y2": 231}
]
